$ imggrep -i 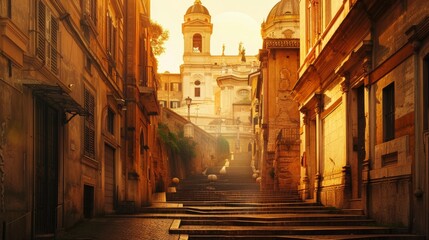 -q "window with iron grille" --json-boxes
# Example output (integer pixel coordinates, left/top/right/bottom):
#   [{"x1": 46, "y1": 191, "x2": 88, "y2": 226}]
[
  {"x1": 84, "y1": 89, "x2": 96, "y2": 158},
  {"x1": 383, "y1": 82, "x2": 395, "y2": 142},
  {"x1": 36, "y1": 0, "x2": 59, "y2": 75}
]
